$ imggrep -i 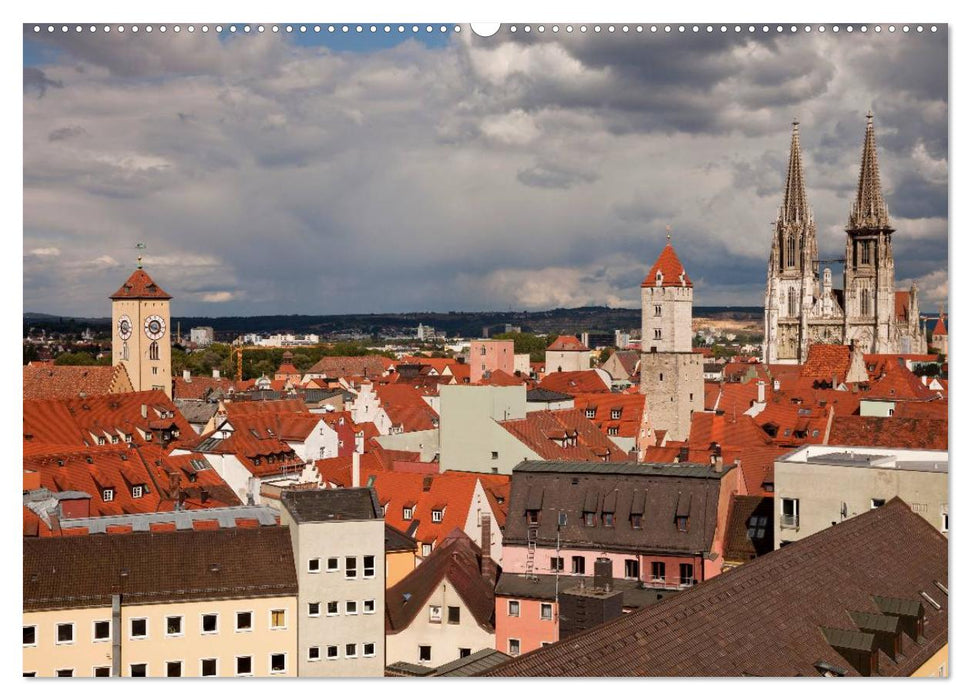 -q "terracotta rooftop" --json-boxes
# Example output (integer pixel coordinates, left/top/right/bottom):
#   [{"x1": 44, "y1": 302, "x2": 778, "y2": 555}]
[
  {"x1": 931, "y1": 316, "x2": 947, "y2": 336},
  {"x1": 547, "y1": 335, "x2": 589, "y2": 352},
  {"x1": 828, "y1": 415, "x2": 947, "y2": 451},
  {"x1": 484, "y1": 498, "x2": 947, "y2": 677},
  {"x1": 307, "y1": 355, "x2": 393, "y2": 379},
  {"x1": 499, "y1": 409, "x2": 629, "y2": 462},
  {"x1": 23, "y1": 364, "x2": 133, "y2": 401},
  {"x1": 641, "y1": 241, "x2": 692, "y2": 288},
  {"x1": 374, "y1": 383, "x2": 440, "y2": 432},
  {"x1": 538, "y1": 370, "x2": 610, "y2": 395},
  {"x1": 109, "y1": 268, "x2": 172, "y2": 300},
  {"x1": 722, "y1": 495, "x2": 774, "y2": 563},
  {"x1": 571, "y1": 393, "x2": 646, "y2": 439}
]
